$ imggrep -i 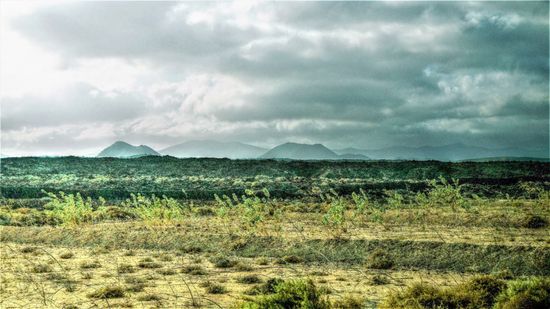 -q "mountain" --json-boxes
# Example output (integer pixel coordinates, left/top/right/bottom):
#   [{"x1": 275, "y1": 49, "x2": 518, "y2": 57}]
[
  {"x1": 337, "y1": 153, "x2": 370, "y2": 160},
  {"x1": 97, "y1": 141, "x2": 160, "y2": 158},
  {"x1": 461, "y1": 157, "x2": 550, "y2": 162},
  {"x1": 160, "y1": 140, "x2": 266, "y2": 159},
  {"x1": 260, "y1": 142, "x2": 340, "y2": 160},
  {"x1": 334, "y1": 143, "x2": 548, "y2": 161}
]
